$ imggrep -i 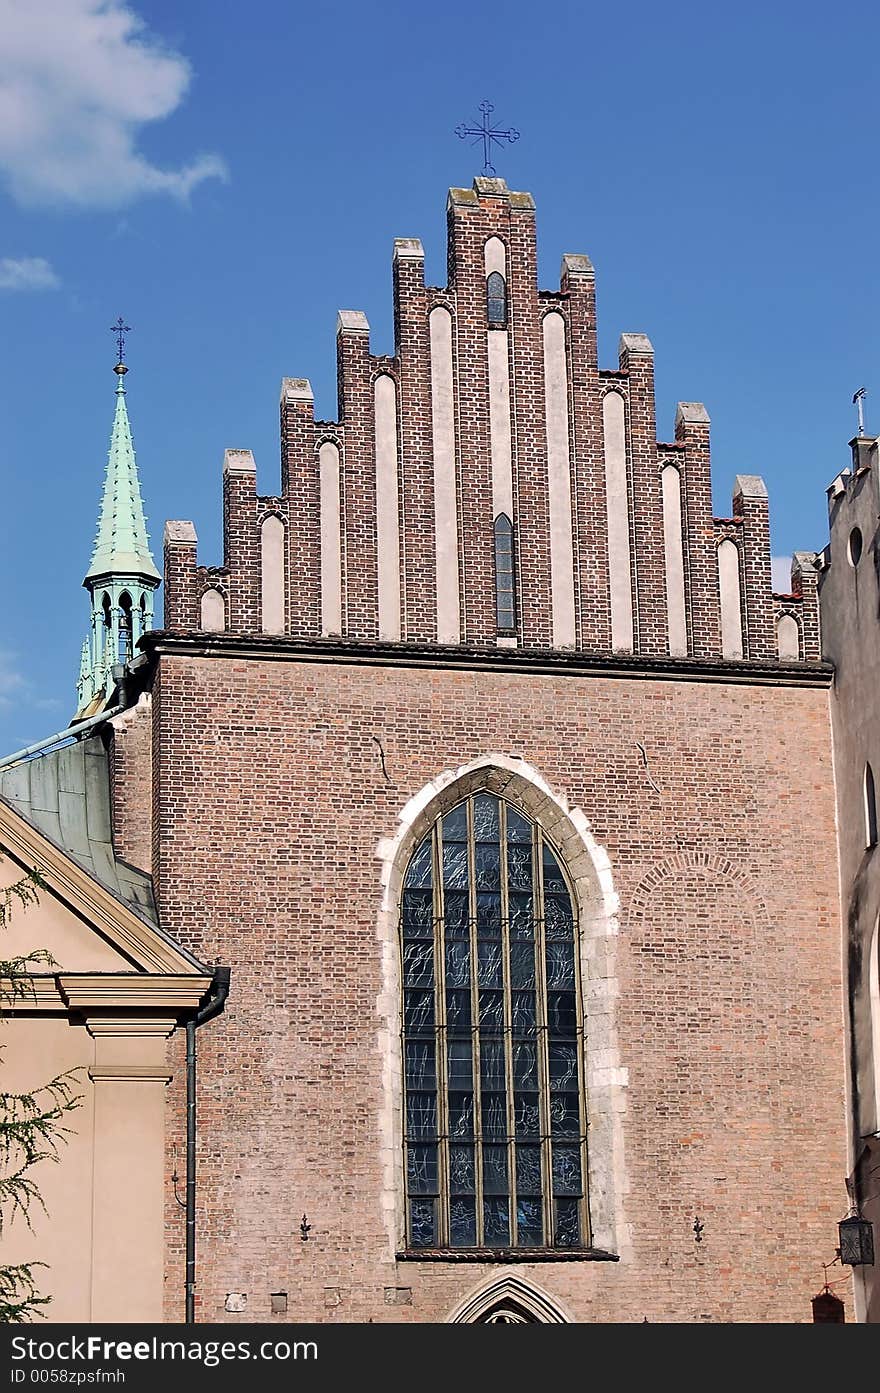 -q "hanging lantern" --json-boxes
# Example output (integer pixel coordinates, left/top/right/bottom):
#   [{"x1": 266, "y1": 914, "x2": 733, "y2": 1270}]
[{"x1": 838, "y1": 1214, "x2": 875, "y2": 1266}]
